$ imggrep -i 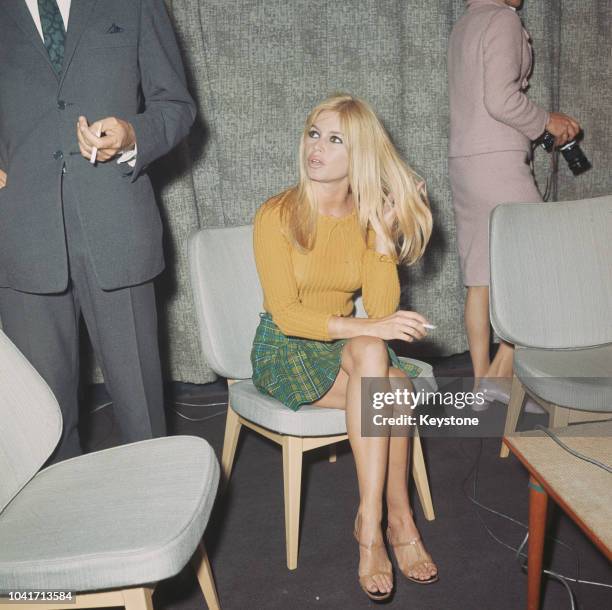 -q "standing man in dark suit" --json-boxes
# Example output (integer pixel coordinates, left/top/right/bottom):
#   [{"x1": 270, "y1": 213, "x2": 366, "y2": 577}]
[{"x1": 0, "y1": 0, "x2": 196, "y2": 462}]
